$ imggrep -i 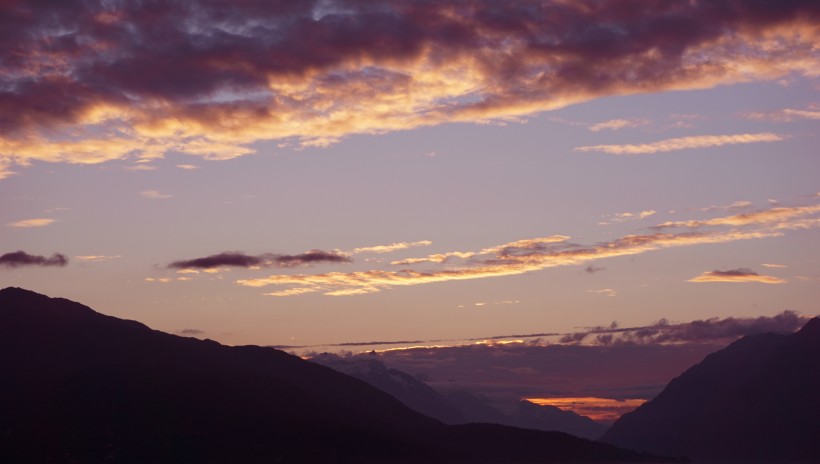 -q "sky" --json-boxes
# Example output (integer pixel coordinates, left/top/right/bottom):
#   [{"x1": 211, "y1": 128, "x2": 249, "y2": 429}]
[{"x1": 2, "y1": 1, "x2": 819, "y2": 358}]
